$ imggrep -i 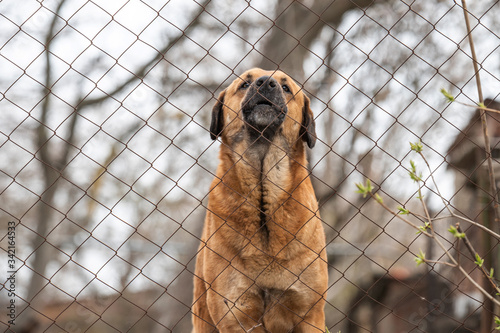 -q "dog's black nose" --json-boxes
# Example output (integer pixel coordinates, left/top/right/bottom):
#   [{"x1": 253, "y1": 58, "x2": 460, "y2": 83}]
[{"x1": 255, "y1": 76, "x2": 277, "y2": 91}]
